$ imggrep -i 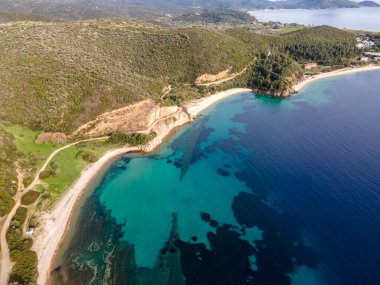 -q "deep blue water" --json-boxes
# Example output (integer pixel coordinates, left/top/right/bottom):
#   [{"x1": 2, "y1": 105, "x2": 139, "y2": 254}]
[{"x1": 51, "y1": 70, "x2": 380, "y2": 285}]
